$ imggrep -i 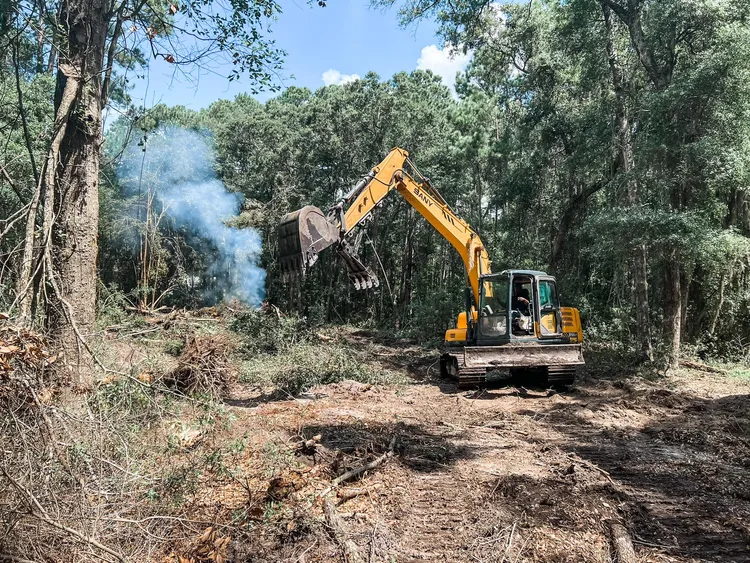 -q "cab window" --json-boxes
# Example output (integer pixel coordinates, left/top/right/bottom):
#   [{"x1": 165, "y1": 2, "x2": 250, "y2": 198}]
[
  {"x1": 479, "y1": 277, "x2": 508, "y2": 337},
  {"x1": 539, "y1": 279, "x2": 559, "y2": 310}
]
